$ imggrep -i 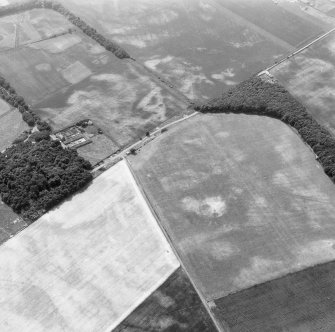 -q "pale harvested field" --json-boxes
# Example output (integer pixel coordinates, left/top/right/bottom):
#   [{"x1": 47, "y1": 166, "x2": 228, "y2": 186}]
[
  {"x1": 61, "y1": 60, "x2": 92, "y2": 84},
  {"x1": 0, "y1": 98, "x2": 9, "y2": 116},
  {"x1": 271, "y1": 32, "x2": 335, "y2": 136},
  {"x1": 0, "y1": 160, "x2": 179, "y2": 332},
  {"x1": 214, "y1": 261, "x2": 335, "y2": 331},
  {"x1": 129, "y1": 113, "x2": 335, "y2": 300},
  {"x1": 0, "y1": 108, "x2": 28, "y2": 151}
]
